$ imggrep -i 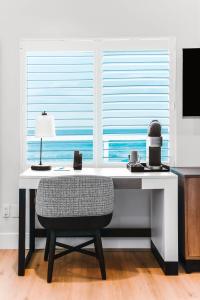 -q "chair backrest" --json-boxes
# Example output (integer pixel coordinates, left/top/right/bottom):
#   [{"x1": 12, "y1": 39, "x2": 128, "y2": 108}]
[{"x1": 36, "y1": 175, "x2": 114, "y2": 218}]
